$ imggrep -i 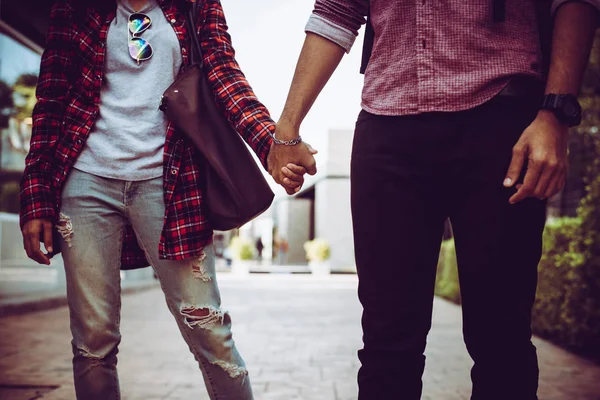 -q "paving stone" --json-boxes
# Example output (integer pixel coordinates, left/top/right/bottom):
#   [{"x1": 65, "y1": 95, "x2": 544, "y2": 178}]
[{"x1": 0, "y1": 274, "x2": 599, "y2": 399}]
